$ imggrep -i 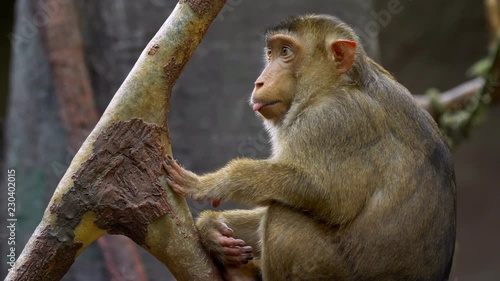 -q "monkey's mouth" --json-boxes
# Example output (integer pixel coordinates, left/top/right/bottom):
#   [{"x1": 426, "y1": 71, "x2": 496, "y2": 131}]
[{"x1": 252, "y1": 101, "x2": 280, "y2": 112}]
